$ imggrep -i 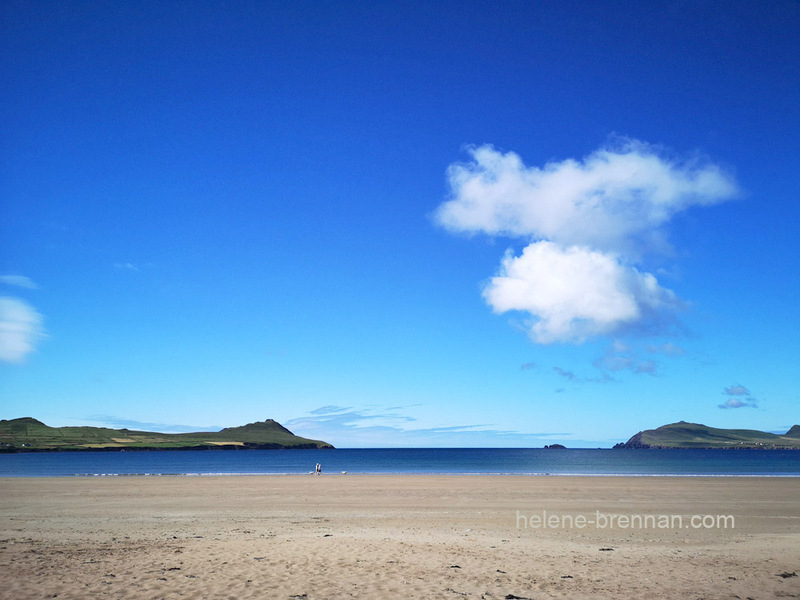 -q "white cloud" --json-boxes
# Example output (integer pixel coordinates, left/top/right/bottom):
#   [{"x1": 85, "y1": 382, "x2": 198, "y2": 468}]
[
  {"x1": 483, "y1": 241, "x2": 681, "y2": 343},
  {"x1": 0, "y1": 296, "x2": 45, "y2": 363},
  {"x1": 437, "y1": 140, "x2": 738, "y2": 255},
  {"x1": 436, "y1": 140, "x2": 739, "y2": 344}
]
